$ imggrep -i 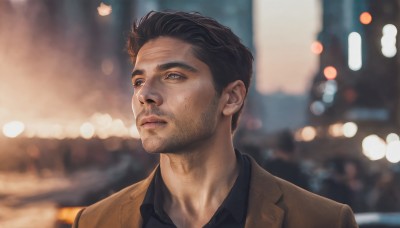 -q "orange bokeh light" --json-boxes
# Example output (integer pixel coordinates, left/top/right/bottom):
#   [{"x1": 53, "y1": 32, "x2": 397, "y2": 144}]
[
  {"x1": 311, "y1": 41, "x2": 323, "y2": 54},
  {"x1": 323, "y1": 66, "x2": 337, "y2": 80},
  {"x1": 360, "y1": 12, "x2": 372, "y2": 25}
]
